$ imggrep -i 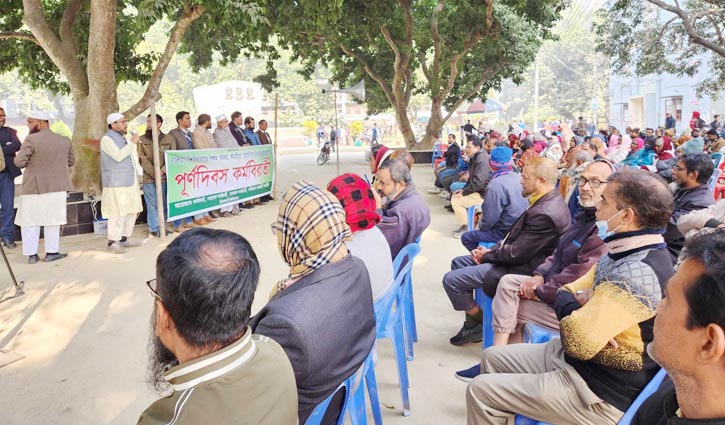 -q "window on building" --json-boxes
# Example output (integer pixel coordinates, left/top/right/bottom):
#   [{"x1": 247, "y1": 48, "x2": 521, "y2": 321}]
[
  {"x1": 665, "y1": 97, "x2": 683, "y2": 121},
  {"x1": 622, "y1": 104, "x2": 629, "y2": 126}
]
